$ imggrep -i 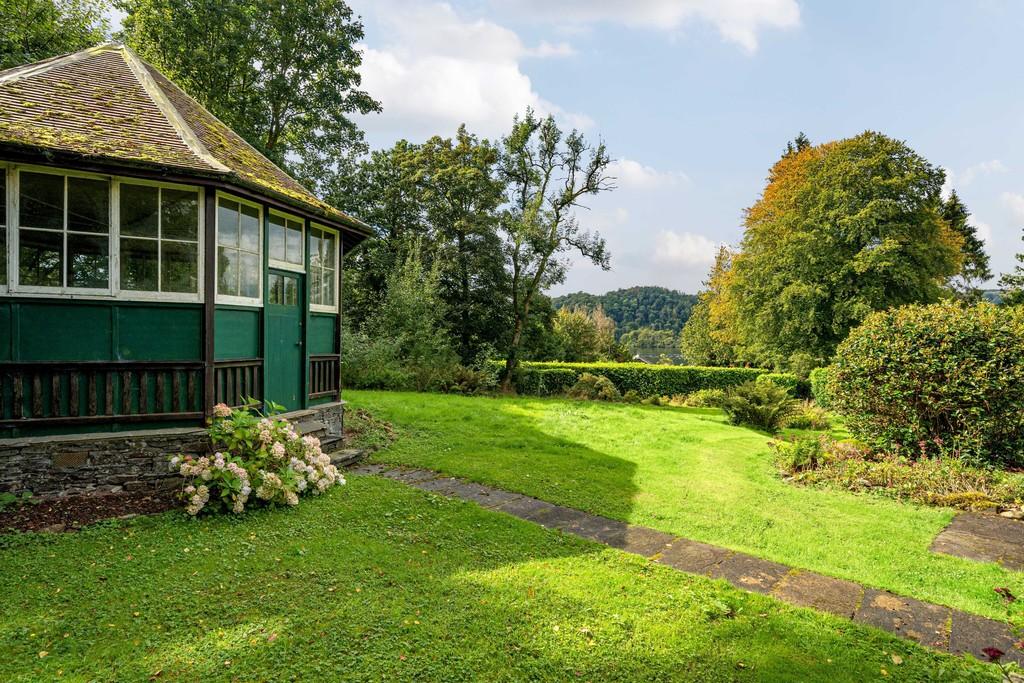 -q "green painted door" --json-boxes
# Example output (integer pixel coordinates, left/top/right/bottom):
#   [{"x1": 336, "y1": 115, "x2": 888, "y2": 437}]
[{"x1": 266, "y1": 270, "x2": 304, "y2": 410}]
